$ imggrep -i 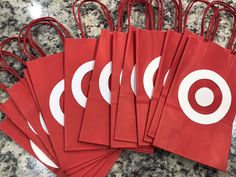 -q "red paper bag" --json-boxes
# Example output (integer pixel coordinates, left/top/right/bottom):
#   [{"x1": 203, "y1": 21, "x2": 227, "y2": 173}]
[
  {"x1": 114, "y1": 27, "x2": 137, "y2": 143},
  {"x1": 135, "y1": 28, "x2": 166, "y2": 146},
  {"x1": 64, "y1": 0, "x2": 114, "y2": 150},
  {"x1": 0, "y1": 98, "x2": 55, "y2": 160},
  {"x1": 0, "y1": 118, "x2": 61, "y2": 174},
  {"x1": 27, "y1": 53, "x2": 116, "y2": 171},
  {"x1": 0, "y1": 48, "x2": 56, "y2": 158},
  {"x1": 144, "y1": 30, "x2": 182, "y2": 142},
  {"x1": 147, "y1": 0, "x2": 219, "y2": 139},
  {"x1": 79, "y1": 30, "x2": 113, "y2": 146},
  {"x1": 110, "y1": 0, "x2": 155, "y2": 150},
  {"x1": 153, "y1": 4, "x2": 236, "y2": 170},
  {"x1": 110, "y1": 31, "x2": 154, "y2": 153}
]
